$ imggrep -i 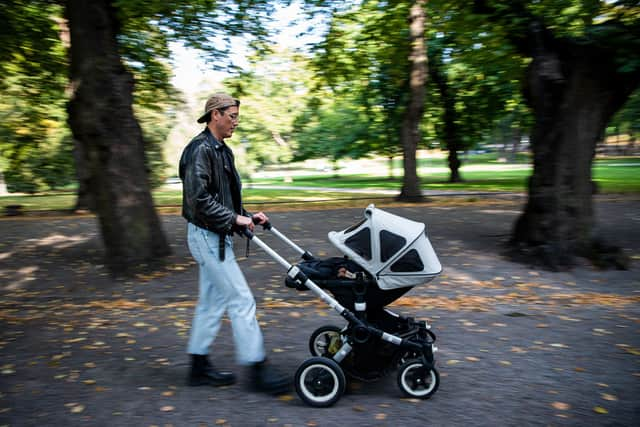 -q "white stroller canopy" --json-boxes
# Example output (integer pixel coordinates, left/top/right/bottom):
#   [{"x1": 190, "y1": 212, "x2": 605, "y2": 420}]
[{"x1": 328, "y1": 204, "x2": 442, "y2": 290}]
